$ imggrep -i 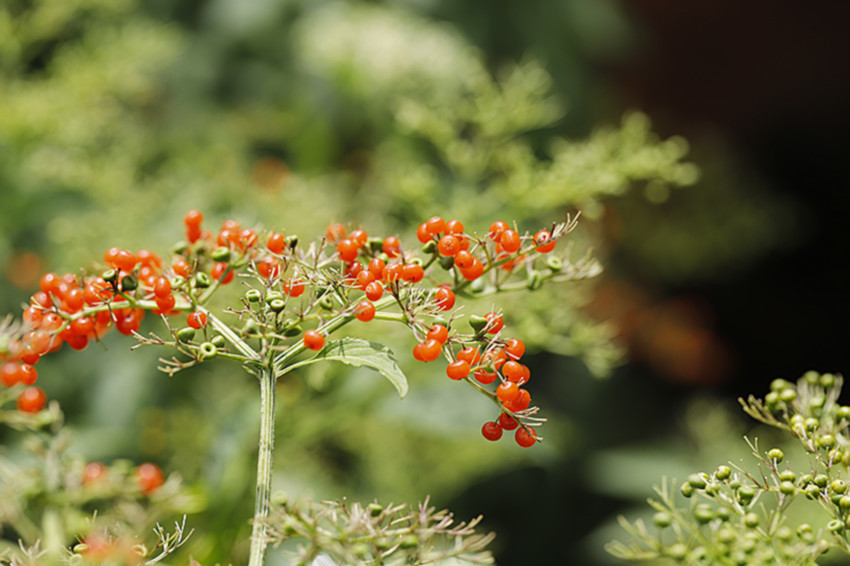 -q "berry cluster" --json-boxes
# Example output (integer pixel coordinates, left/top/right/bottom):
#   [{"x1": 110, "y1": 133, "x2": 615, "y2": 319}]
[{"x1": 1, "y1": 210, "x2": 576, "y2": 447}]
